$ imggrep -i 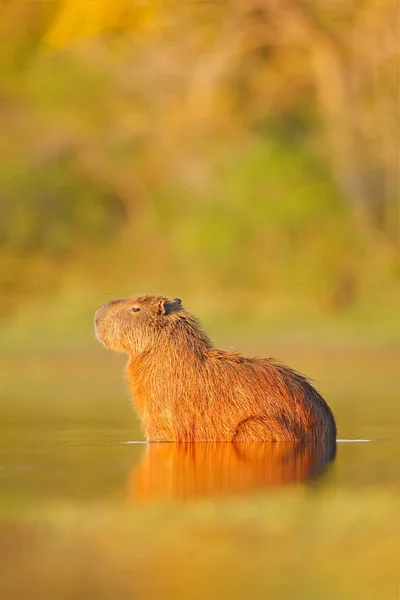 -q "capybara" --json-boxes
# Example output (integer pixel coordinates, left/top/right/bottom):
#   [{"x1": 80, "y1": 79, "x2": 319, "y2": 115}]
[
  {"x1": 94, "y1": 295, "x2": 337, "y2": 442},
  {"x1": 130, "y1": 440, "x2": 336, "y2": 501}
]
